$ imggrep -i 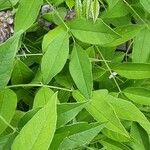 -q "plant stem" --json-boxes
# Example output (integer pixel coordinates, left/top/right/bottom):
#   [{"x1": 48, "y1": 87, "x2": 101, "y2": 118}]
[
  {"x1": 6, "y1": 83, "x2": 73, "y2": 92},
  {"x1": 17, "y1": 53, "x2": 43, "y2": 57},
  {"x1": 89, "y1": 58, "x2": 111, "y2": 63},
  {"x1": 0, "y1": 115, "x2": 16, "y2": 132},
  {"x1": 95, "y1": 46, "x2": 122, "y2": 93},
  {"x1": 123, "y1": 0, "x2": 149, "y2": 28},
  {"x1": 99, "y1": 18, "x2": 121, "y2": 37}
]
